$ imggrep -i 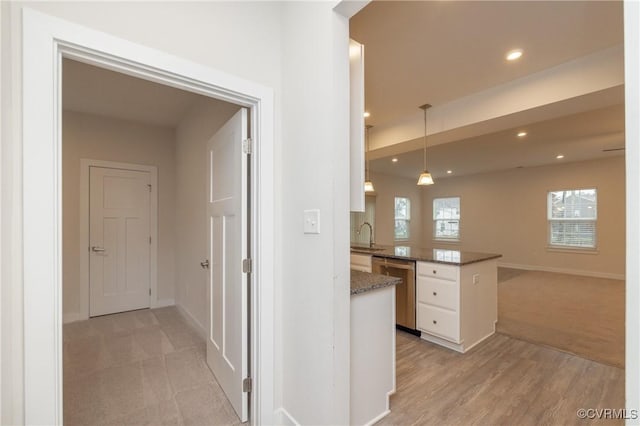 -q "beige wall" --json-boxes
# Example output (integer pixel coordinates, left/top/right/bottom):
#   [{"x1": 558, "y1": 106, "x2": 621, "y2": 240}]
[
  {"x1": 62, "y1": 111, "x2": 177, "y2": 317},
  {"x1": 421, "y1": 156, "x2": 625, "y2": 278},
  {"x1": 368, "y1": 171, "x2": 423, "y2": 246},
  {"x1": 175, "y1": 97, "x2": 240, "y2": 331}
]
